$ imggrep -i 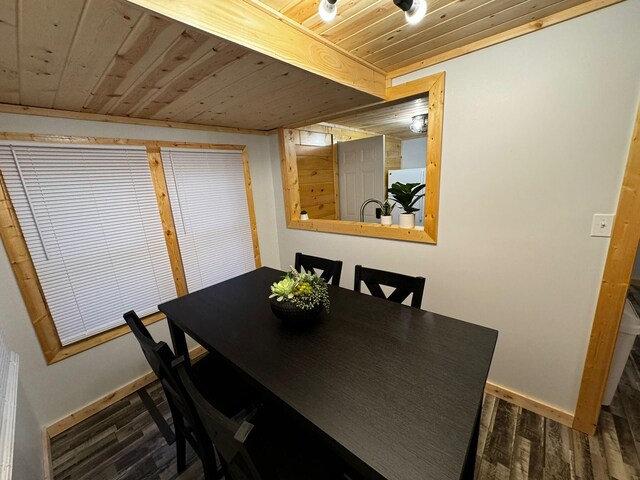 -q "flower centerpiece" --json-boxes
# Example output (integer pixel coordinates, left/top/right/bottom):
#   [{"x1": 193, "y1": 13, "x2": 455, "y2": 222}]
[{"x1": 269, "y1": 267, "x2": 330, "y2": 322}]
